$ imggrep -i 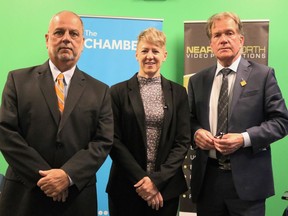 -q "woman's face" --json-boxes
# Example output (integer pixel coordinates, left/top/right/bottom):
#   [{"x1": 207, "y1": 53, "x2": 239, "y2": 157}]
[{"x1": 136, "y1": 40, "x2": 167, "y2": 78}]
